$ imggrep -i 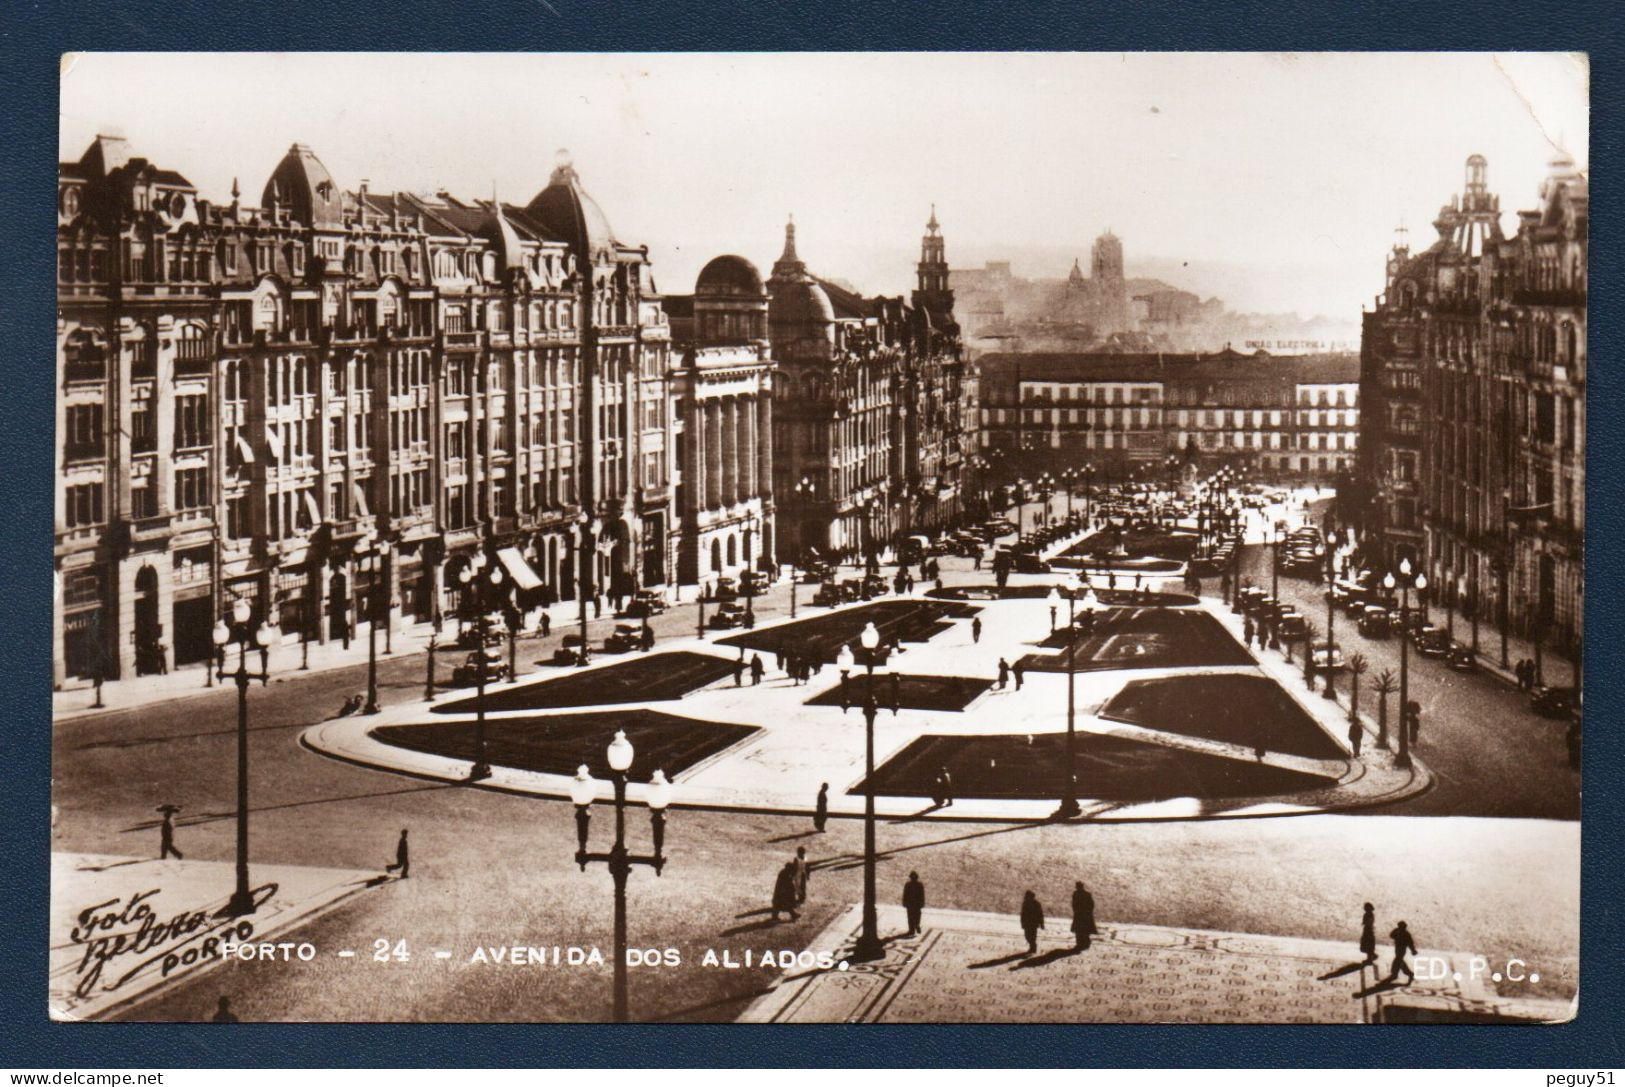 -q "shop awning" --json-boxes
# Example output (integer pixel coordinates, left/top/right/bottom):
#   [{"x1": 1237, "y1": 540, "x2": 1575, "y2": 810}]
[{"x1": 497, "y1": 547, "x2": 543, "y2": 591}]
